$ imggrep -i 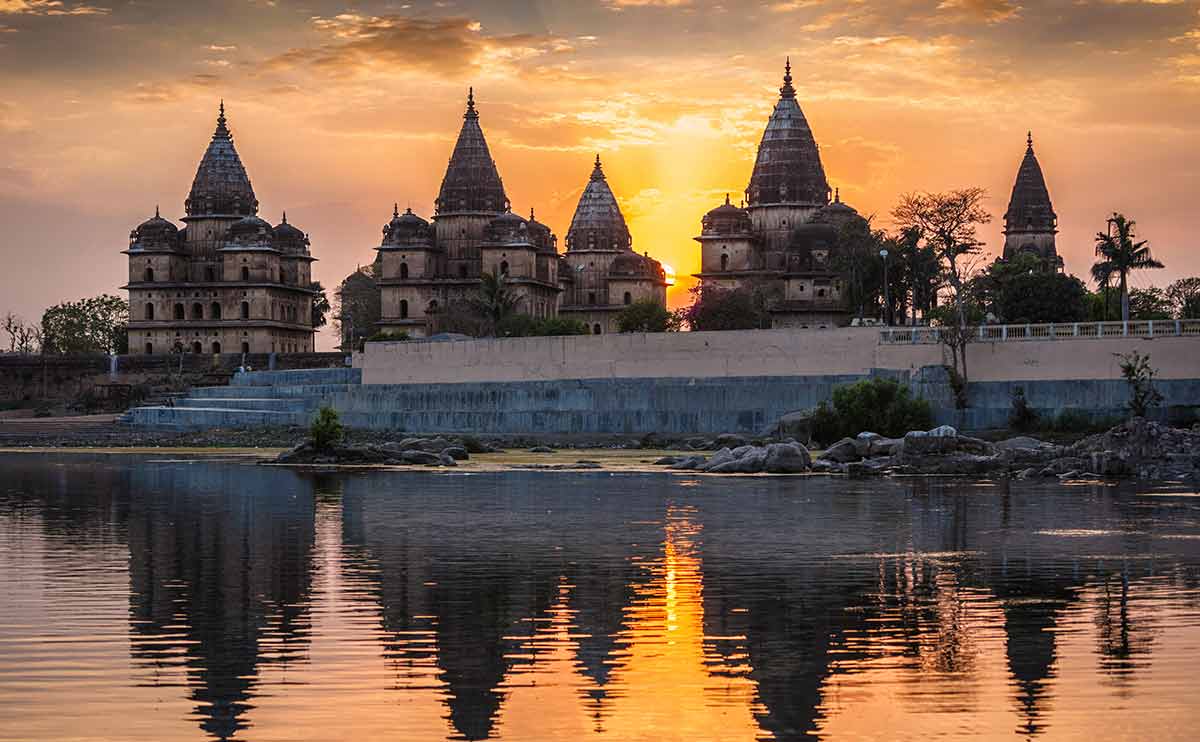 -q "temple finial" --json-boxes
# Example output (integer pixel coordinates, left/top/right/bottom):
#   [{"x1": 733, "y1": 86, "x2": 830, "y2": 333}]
[
  {"x1": 465, "y1": 87, "x2": 477, "y2": 118},
  {"x1": 724, "y1": 193, "x2": 730, "y2": 205},
  {"x1": 1027, "y1": 130, "x2": 1033, "y2": 150},
  {"x1": 155, "y1": 204, "x2": 160, "y2": 218},
  {"x1": 591, "y1": 153, "x2": 605, "y2": 181},
  {"x1": 393, "y1": 203, "x2": 399, "y2": 218},
  {"x1": 530, "y1": 206, "x2": 535, "y2": 220},
  {"x1": 835, "y1": 187, "x2": 840, "y2": 203},
  {"x1": 282, "y1": 210, "x2": 287, "y2": 224},
  {"x1": 780, "y1": 56, "x2": 796, "y2": 99},
  {"x1": 214, "y1": 100, "x2": 230, "y2": 138}
]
